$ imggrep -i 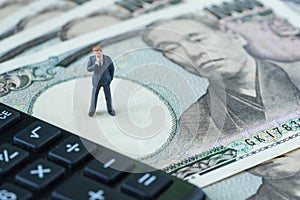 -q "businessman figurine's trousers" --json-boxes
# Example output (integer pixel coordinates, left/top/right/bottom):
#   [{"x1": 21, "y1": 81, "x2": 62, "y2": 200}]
[{"x1": 89, "y1": 84, "x2": 113, "y2": 113}]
